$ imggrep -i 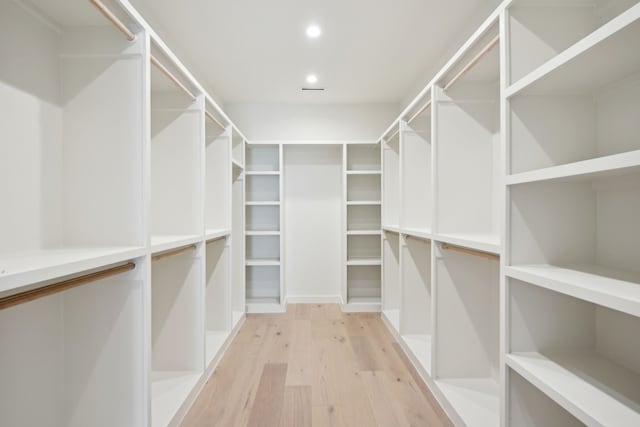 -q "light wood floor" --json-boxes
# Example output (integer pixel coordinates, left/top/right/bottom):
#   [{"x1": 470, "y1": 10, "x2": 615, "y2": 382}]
[{"x1": 182, "y1": 304, "x2": 452, "y2": 427}]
